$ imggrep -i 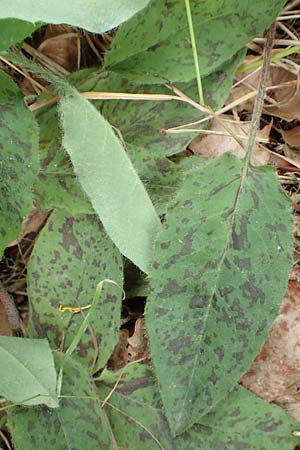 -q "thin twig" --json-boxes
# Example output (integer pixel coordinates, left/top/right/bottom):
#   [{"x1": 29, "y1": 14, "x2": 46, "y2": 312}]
[
  {"x1": 167, "y1": 84, "x2": 245, "y2": 149},
  {"x1": 29, "y1": 89, "x2": 211, "y2": 113},
  {"x1": 163, "y1": 79, "x2": 300, "y2": 133},
  {"x1": 245, "y1": 23, "x2": 276, "y2": 160}
]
